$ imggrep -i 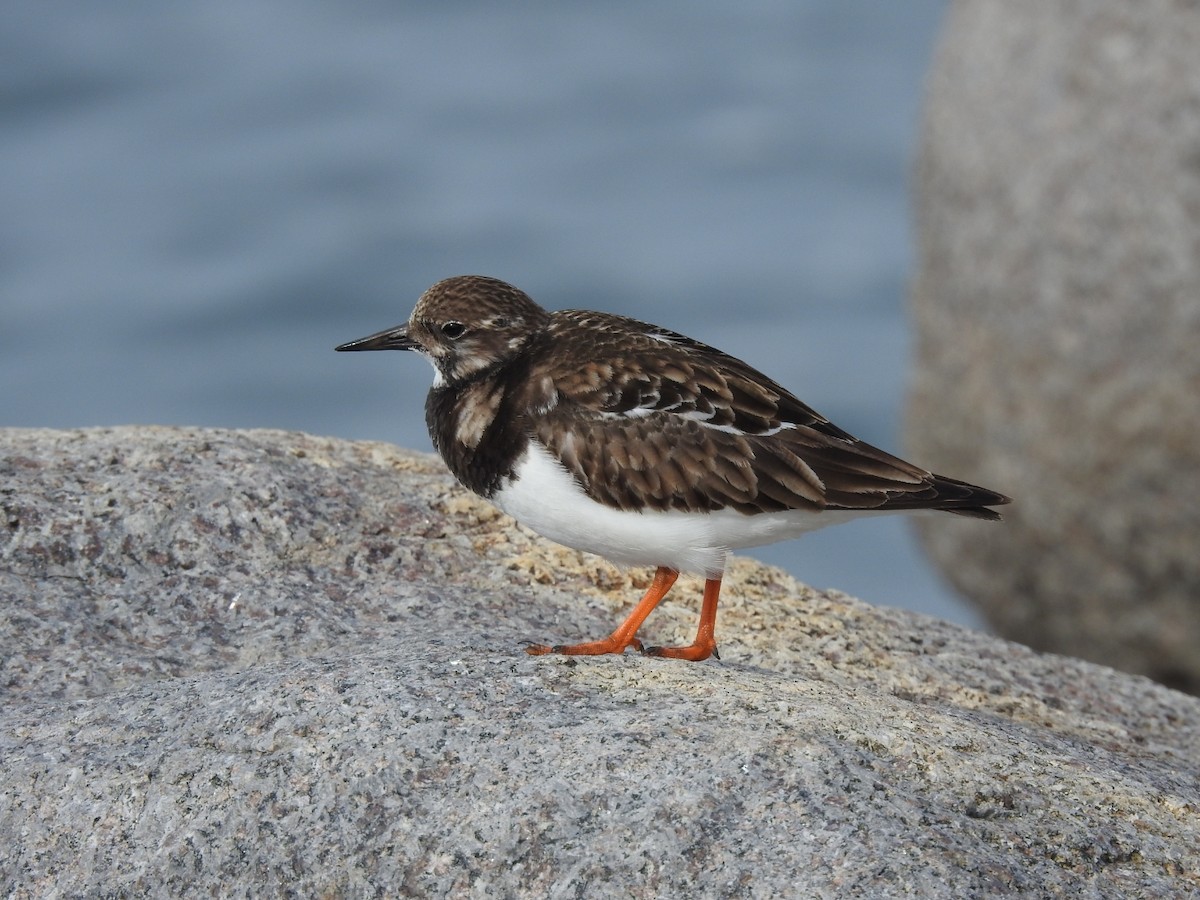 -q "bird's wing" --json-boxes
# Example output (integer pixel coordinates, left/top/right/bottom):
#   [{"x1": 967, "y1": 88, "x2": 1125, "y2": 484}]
[{"x1": 523, "y1": 312, "x2": 1005, "y2": 516}]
